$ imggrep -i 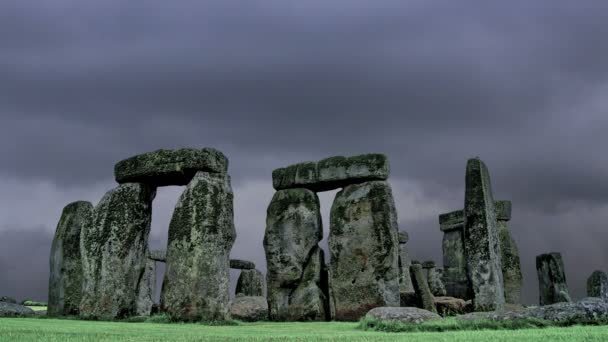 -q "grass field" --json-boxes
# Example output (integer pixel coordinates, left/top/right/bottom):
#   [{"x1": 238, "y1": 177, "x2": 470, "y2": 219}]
[{"x1": 1, "y1": 318, "x2": 608, "y2": 341}]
